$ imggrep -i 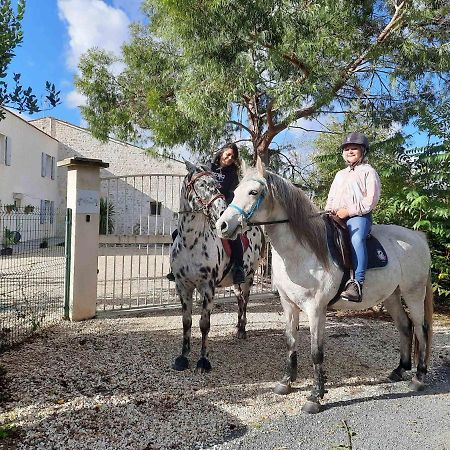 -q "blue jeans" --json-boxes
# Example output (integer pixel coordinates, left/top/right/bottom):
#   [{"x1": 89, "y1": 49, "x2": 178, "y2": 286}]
[{"x1": 347, "y1": 214, "x2": 372, "y2": 283}]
